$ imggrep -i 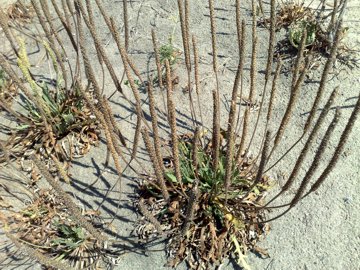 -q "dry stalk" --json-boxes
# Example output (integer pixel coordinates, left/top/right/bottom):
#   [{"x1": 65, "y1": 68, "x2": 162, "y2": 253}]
[
  {"x1": 85, "y1": 0, "x2": 103, "y2": 65},
  {"x1": 235, "y1": 3, "x2": 258, "y2": 160},
  {"x1": 109, "y1": 17, "x2": 148, "y2": 158},
  {"x1": 208, "y1": 0, "x2": 218, "y2": 75},
  {"x1": 192, "y1": 35, "x2": 204, "y2": 124},
  {"x1": 39, "y1": 0, "x2": 74, "y2": 83},
  {"x1": 211, "y1": 89, "x2": 220, "y2": 172},
  {"x1": 165, "y1": 60, "x2": 183, "y2": 190},
  {"x1": 236, "y1": 36, "x2": 257, "y2": 164},
  {"x1": 224, "y1": 25, "x2": 243, "y2": 191},
  {"x1": 177, "y1": 0, "x2": 190, "y2": 71},
  {"x1": 123, "y1": 0, "x2": 129, "y2": 51},
  {"x1": 147, "y1": 80, "x2": 164, "y2": 173},
  {"x1": 178, "y1": 0, "x2": 196, "y2": 124},
  {"x1": 181, "y1": 184, "x2": 199, "y2": 236},
  {"x1": 76, "y1": 0, "x2": 123, "y2": 96},
  {"x1": 235, "y1": 20, "x2": 246, "y2": 135},
  {"x1": 51, "y1": 154, "x2": 71, "y2": 184},
  {"x1": 235, "y1": 0, "x2": 241, "y2": 53},
  {"x1": 151, "y1": 29, "x2": 163, "y2": 89},
  {"x1": 184, "y1": 0, "x2": 191, "y2": 71},
  {"x1": 242, "y1": 0, "x2": 259, "y2": 156},
  {"x1": 246, "y1": 0, "x2": 276, "y2": 157},
  {"x1": 141, "y1": 128, "x2": 169, "y2": 202},
  {"x1": 192, "y1": 127, "x2": 200, "y2": 177},
  {"x1": 266, "y1": 60, "x2": 282, "y2": 123},
  {"x1": 63, "y1": 0, "x2": 72, "y2": 27},
  {"x1": 50, "y1": 0, "x2": 77, "y2": 51},
  {"x1": 102, "y1": 97, "x2": 127, "y2": 147}
]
